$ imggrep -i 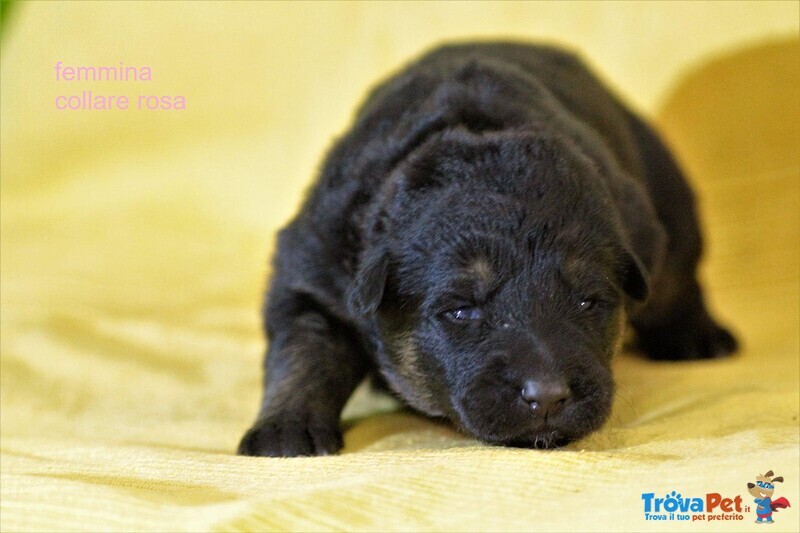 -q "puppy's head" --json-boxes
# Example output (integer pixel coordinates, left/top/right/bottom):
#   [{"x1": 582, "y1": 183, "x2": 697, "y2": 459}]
[{"x1": 348, "y1": 129, "x2": 650, "y2": 448}]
